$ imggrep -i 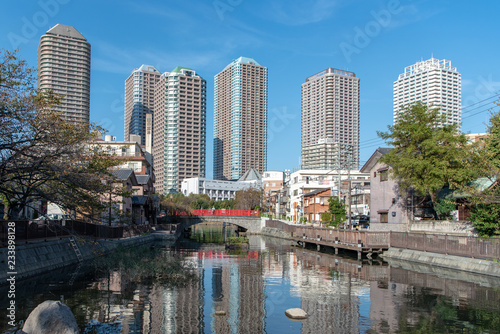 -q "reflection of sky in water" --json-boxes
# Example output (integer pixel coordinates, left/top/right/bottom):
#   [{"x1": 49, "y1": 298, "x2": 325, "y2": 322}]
[
  {"x1": 357, "y1": 288, "x2": 372, "y2": 333},
  {"x1": 264, "y1": 277, "x2": 302, "y2": 333}
]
